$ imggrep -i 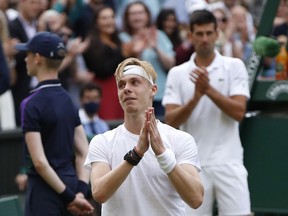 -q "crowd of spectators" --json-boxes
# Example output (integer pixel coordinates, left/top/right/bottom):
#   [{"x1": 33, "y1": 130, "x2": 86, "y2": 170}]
[
  {"x1": 2, "y1": 1, "x2": 288, "y2": 216},
  {"x1": 0, "y1": 0, "x2": 285, "y2": 129}
]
